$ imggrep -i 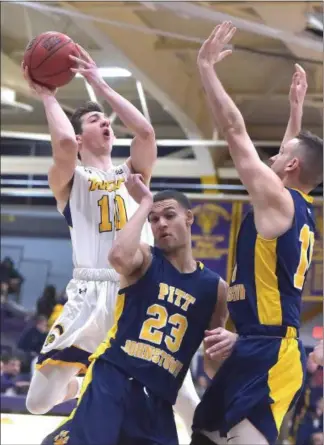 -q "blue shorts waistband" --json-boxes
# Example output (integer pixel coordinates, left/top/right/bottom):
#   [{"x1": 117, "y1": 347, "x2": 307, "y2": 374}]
[{"x1": 237, "y1": 325, "x2": 299, "y2": 338}]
